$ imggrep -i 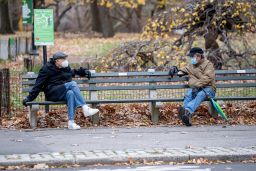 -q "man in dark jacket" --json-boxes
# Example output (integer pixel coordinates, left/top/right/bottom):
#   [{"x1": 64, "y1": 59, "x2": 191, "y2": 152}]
[
  {"x1": 169, "y1": 47, "x2": 216, "y2": 126},
  {"x1": 23, "y1": 52, "x2": 99, "y2": 130}
]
